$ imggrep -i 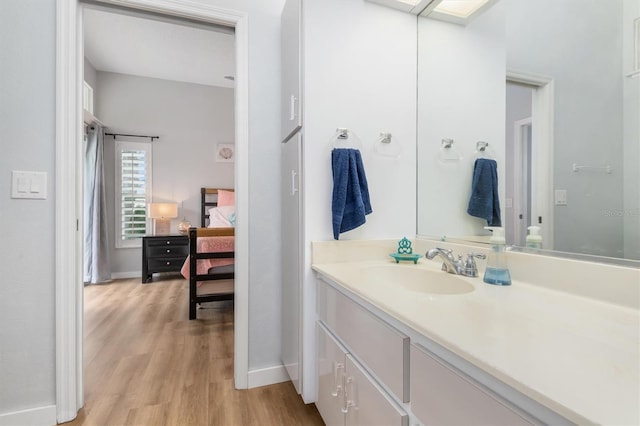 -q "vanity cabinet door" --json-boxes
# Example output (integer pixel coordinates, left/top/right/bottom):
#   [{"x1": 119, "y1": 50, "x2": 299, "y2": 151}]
[
  {"x1": 411, "y1": 344, "x2": 533, "y2": 426},
  {"x1": 281, "y1": 133, "x2": 302, "y2": 393},
  {"x1": 317, "y1": 322, "x2": 347, "y2": 426},
  {"x1": 344, "y1": 354, "x2": 408, "y2": 426},
  {"x1": 317, "y1": 322, "x2": 409, "y2": 426},
  {"x1": 281, "y1": 0, "x2": 302, "y2": 142}
]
